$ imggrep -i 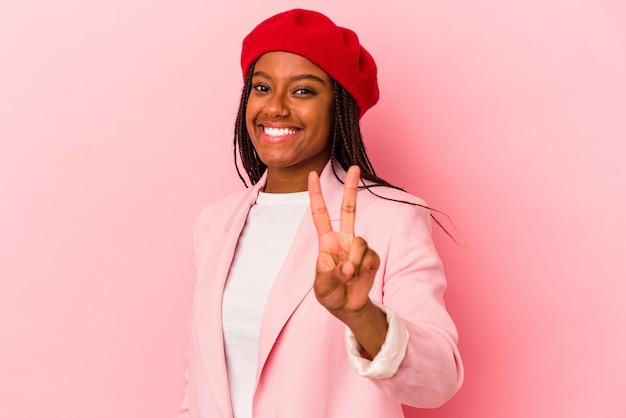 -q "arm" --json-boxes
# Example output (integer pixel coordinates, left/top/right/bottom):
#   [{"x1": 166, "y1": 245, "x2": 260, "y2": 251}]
[
  {"x1": 368, "y1": 201, "x2": 463, "y2": 407},
  {"x1": 308, "y1": 166, "x2": 463, "y2": 408}
]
